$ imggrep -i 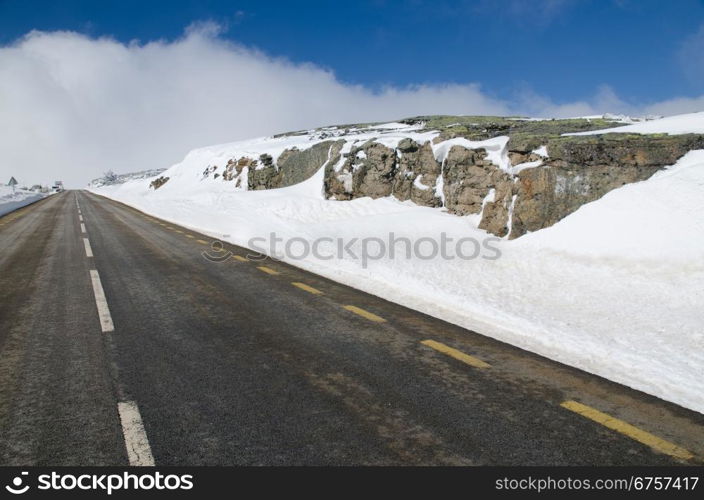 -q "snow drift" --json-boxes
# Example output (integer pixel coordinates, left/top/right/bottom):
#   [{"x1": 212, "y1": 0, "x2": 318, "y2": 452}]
[
  {"x1": 0, "y1": 186, "x2": 48, "y2": 217},
  {"x1": 90, "y1": 113, "x2": 704, "y2": 414}
]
